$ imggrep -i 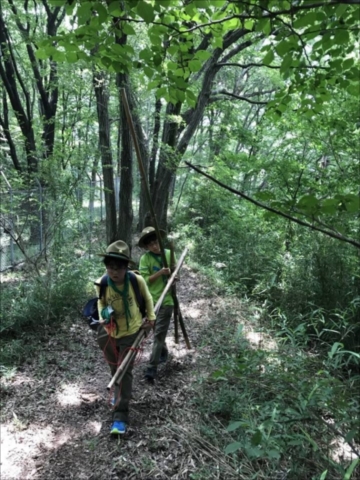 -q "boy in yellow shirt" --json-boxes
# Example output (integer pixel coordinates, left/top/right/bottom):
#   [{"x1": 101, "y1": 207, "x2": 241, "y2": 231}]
[{"x1": 96, "y1": 240, "x2": 155, "y2": 435}]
